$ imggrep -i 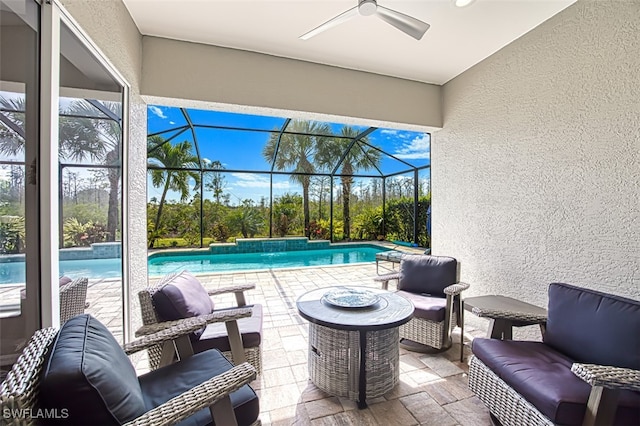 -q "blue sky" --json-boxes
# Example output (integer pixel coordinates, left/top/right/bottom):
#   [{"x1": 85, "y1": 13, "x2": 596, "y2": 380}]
[{"x1": 147, "y1": 105, "x2": 430, "y2": 203}]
